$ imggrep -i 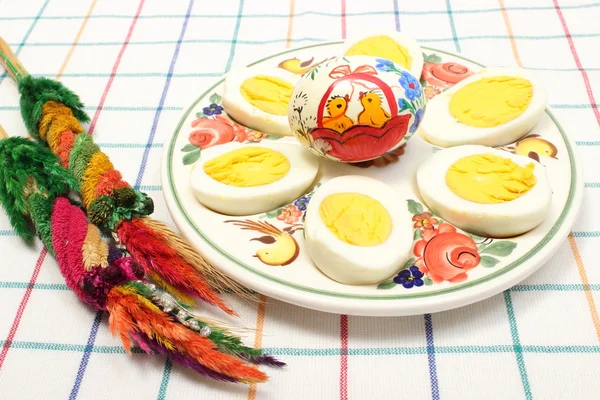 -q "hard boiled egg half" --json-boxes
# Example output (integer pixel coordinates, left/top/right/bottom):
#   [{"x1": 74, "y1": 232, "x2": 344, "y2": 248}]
[
  {"x1": 190, "y1": 141, "x2": 319, "y2": 215},
  {"x1": 417, "y1": 145, "x2": 552, "y2": 238},
  {"x1": 222, "y1": 66, "x2": 299, "y2": 136},
  {"x1": 304, "y1": 176, "x2": 413, "y2": 285},
  {"x1": 420, "y1": 68, "x2": 547, "y2": 147},
  {"x1": 342, "y1": 30, "x2": 424, "y2": 80}
]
